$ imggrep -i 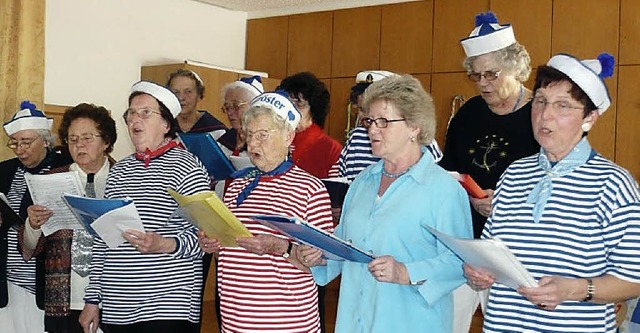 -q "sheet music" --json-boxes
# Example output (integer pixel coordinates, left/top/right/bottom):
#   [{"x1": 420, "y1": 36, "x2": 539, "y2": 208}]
[
  {"x1": 425, "y1": 226, "x2": 537, "y2": 289},
  {"x1": 25, "y1": 172, "x2": 85, "y2": 236}
]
